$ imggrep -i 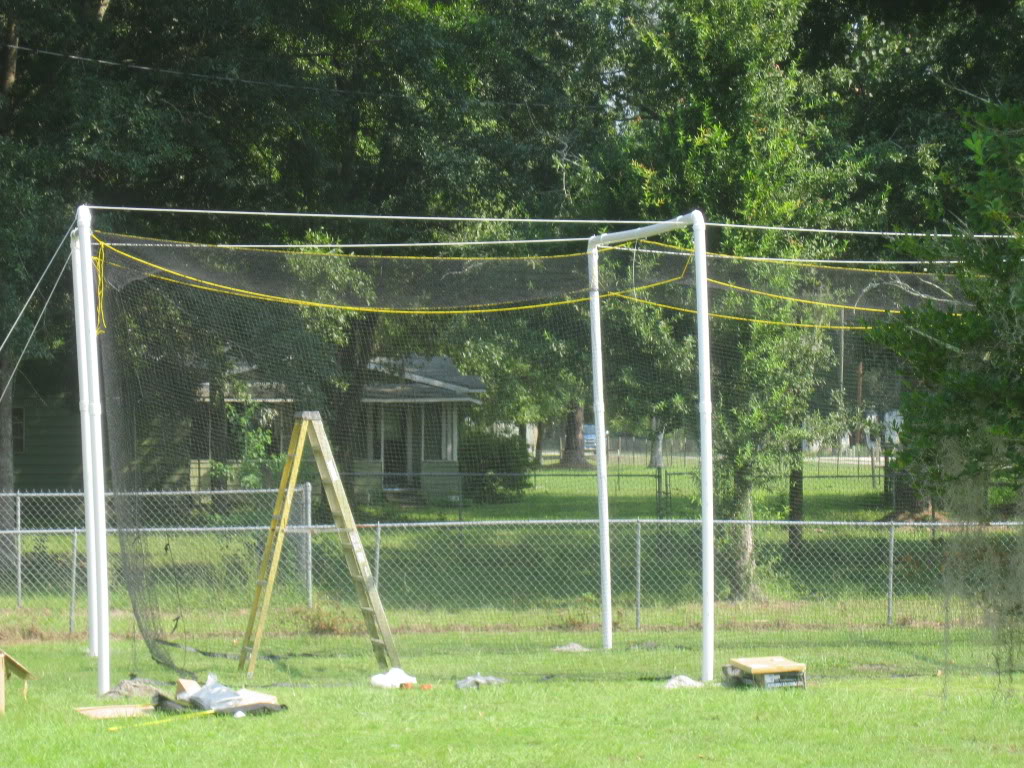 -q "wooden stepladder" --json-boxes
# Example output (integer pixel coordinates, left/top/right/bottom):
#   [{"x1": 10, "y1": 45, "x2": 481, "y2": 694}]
[{"x1": 238, "y1": 411, "x2": 399, "y2": 678}]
